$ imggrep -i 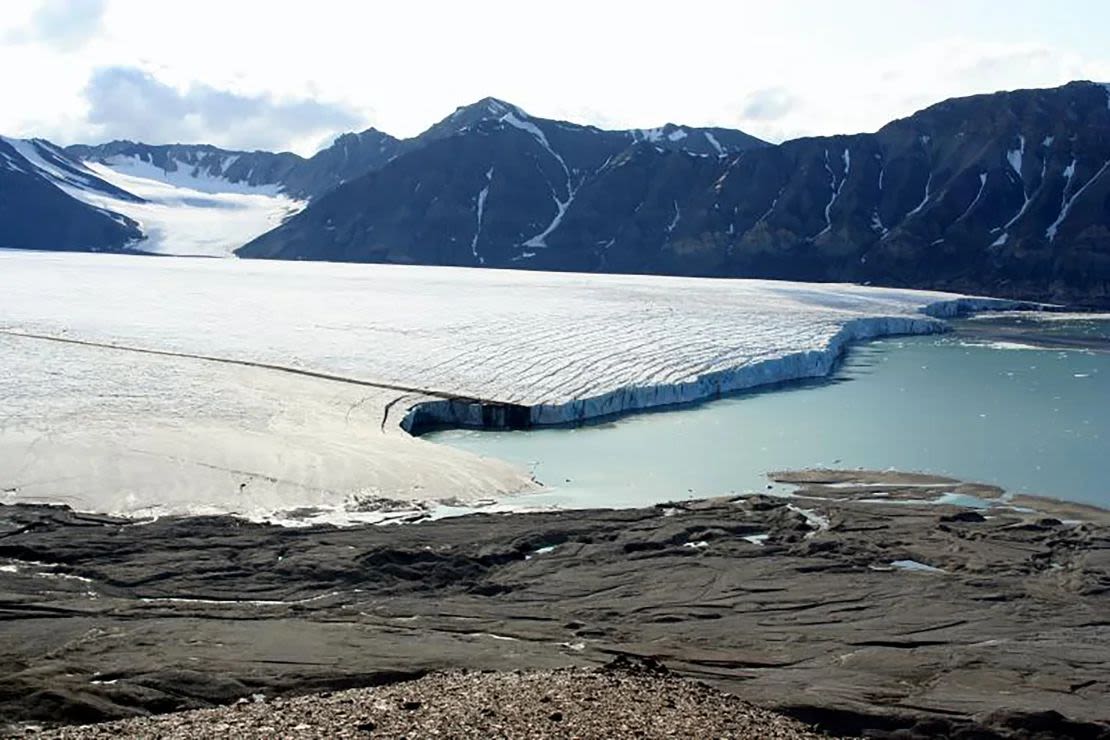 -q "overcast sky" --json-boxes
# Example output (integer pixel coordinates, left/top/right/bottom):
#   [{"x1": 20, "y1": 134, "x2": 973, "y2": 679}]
[{"x1": 2, "y1": 0, "x2": 1108, "y2": 155}]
